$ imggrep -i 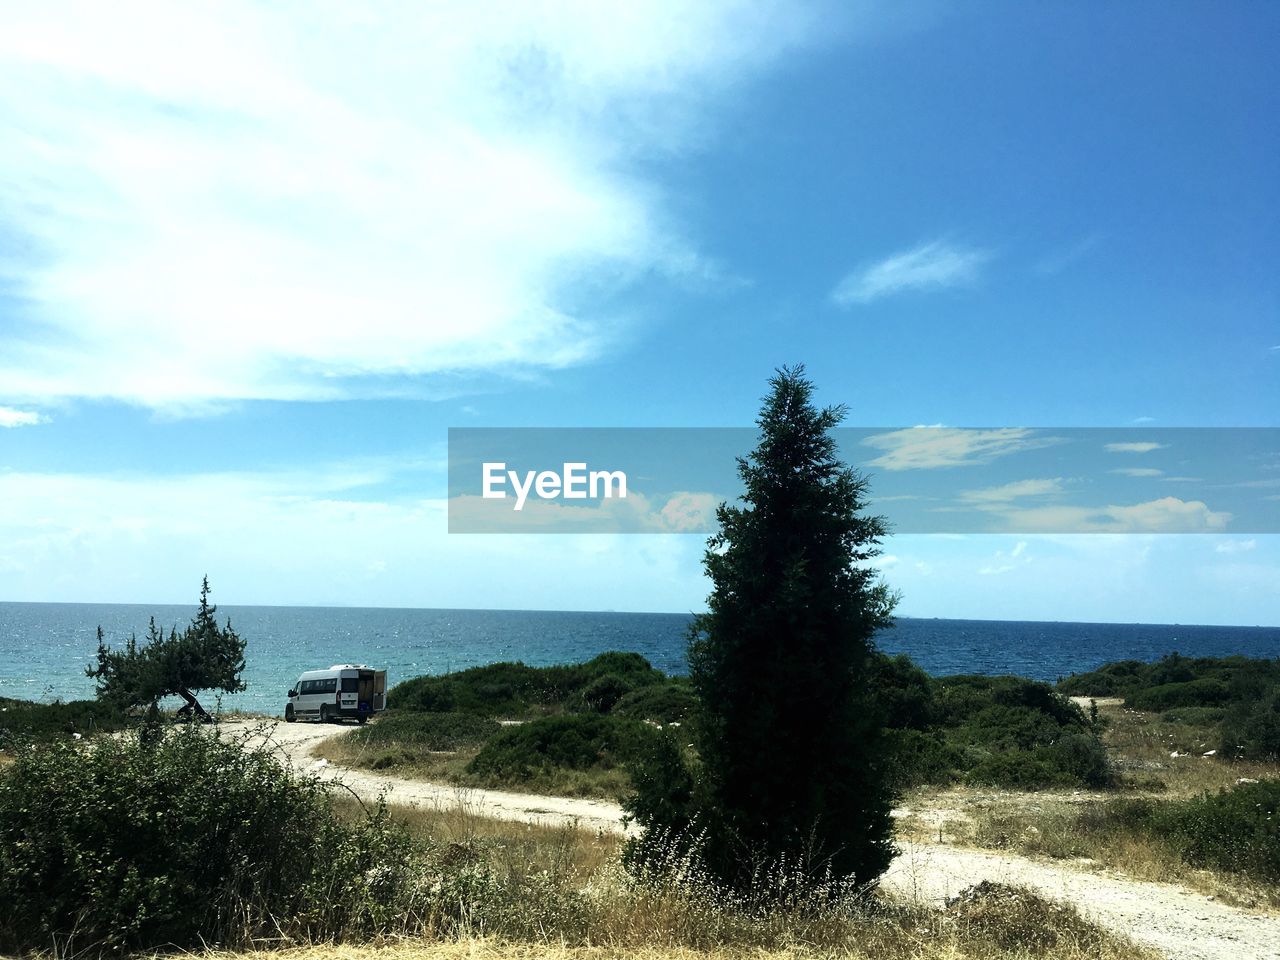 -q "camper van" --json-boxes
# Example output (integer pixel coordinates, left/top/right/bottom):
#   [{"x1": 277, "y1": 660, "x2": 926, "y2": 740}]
[{"x1": 285, "y1": 664, "x2": 387, "y2": 723}]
